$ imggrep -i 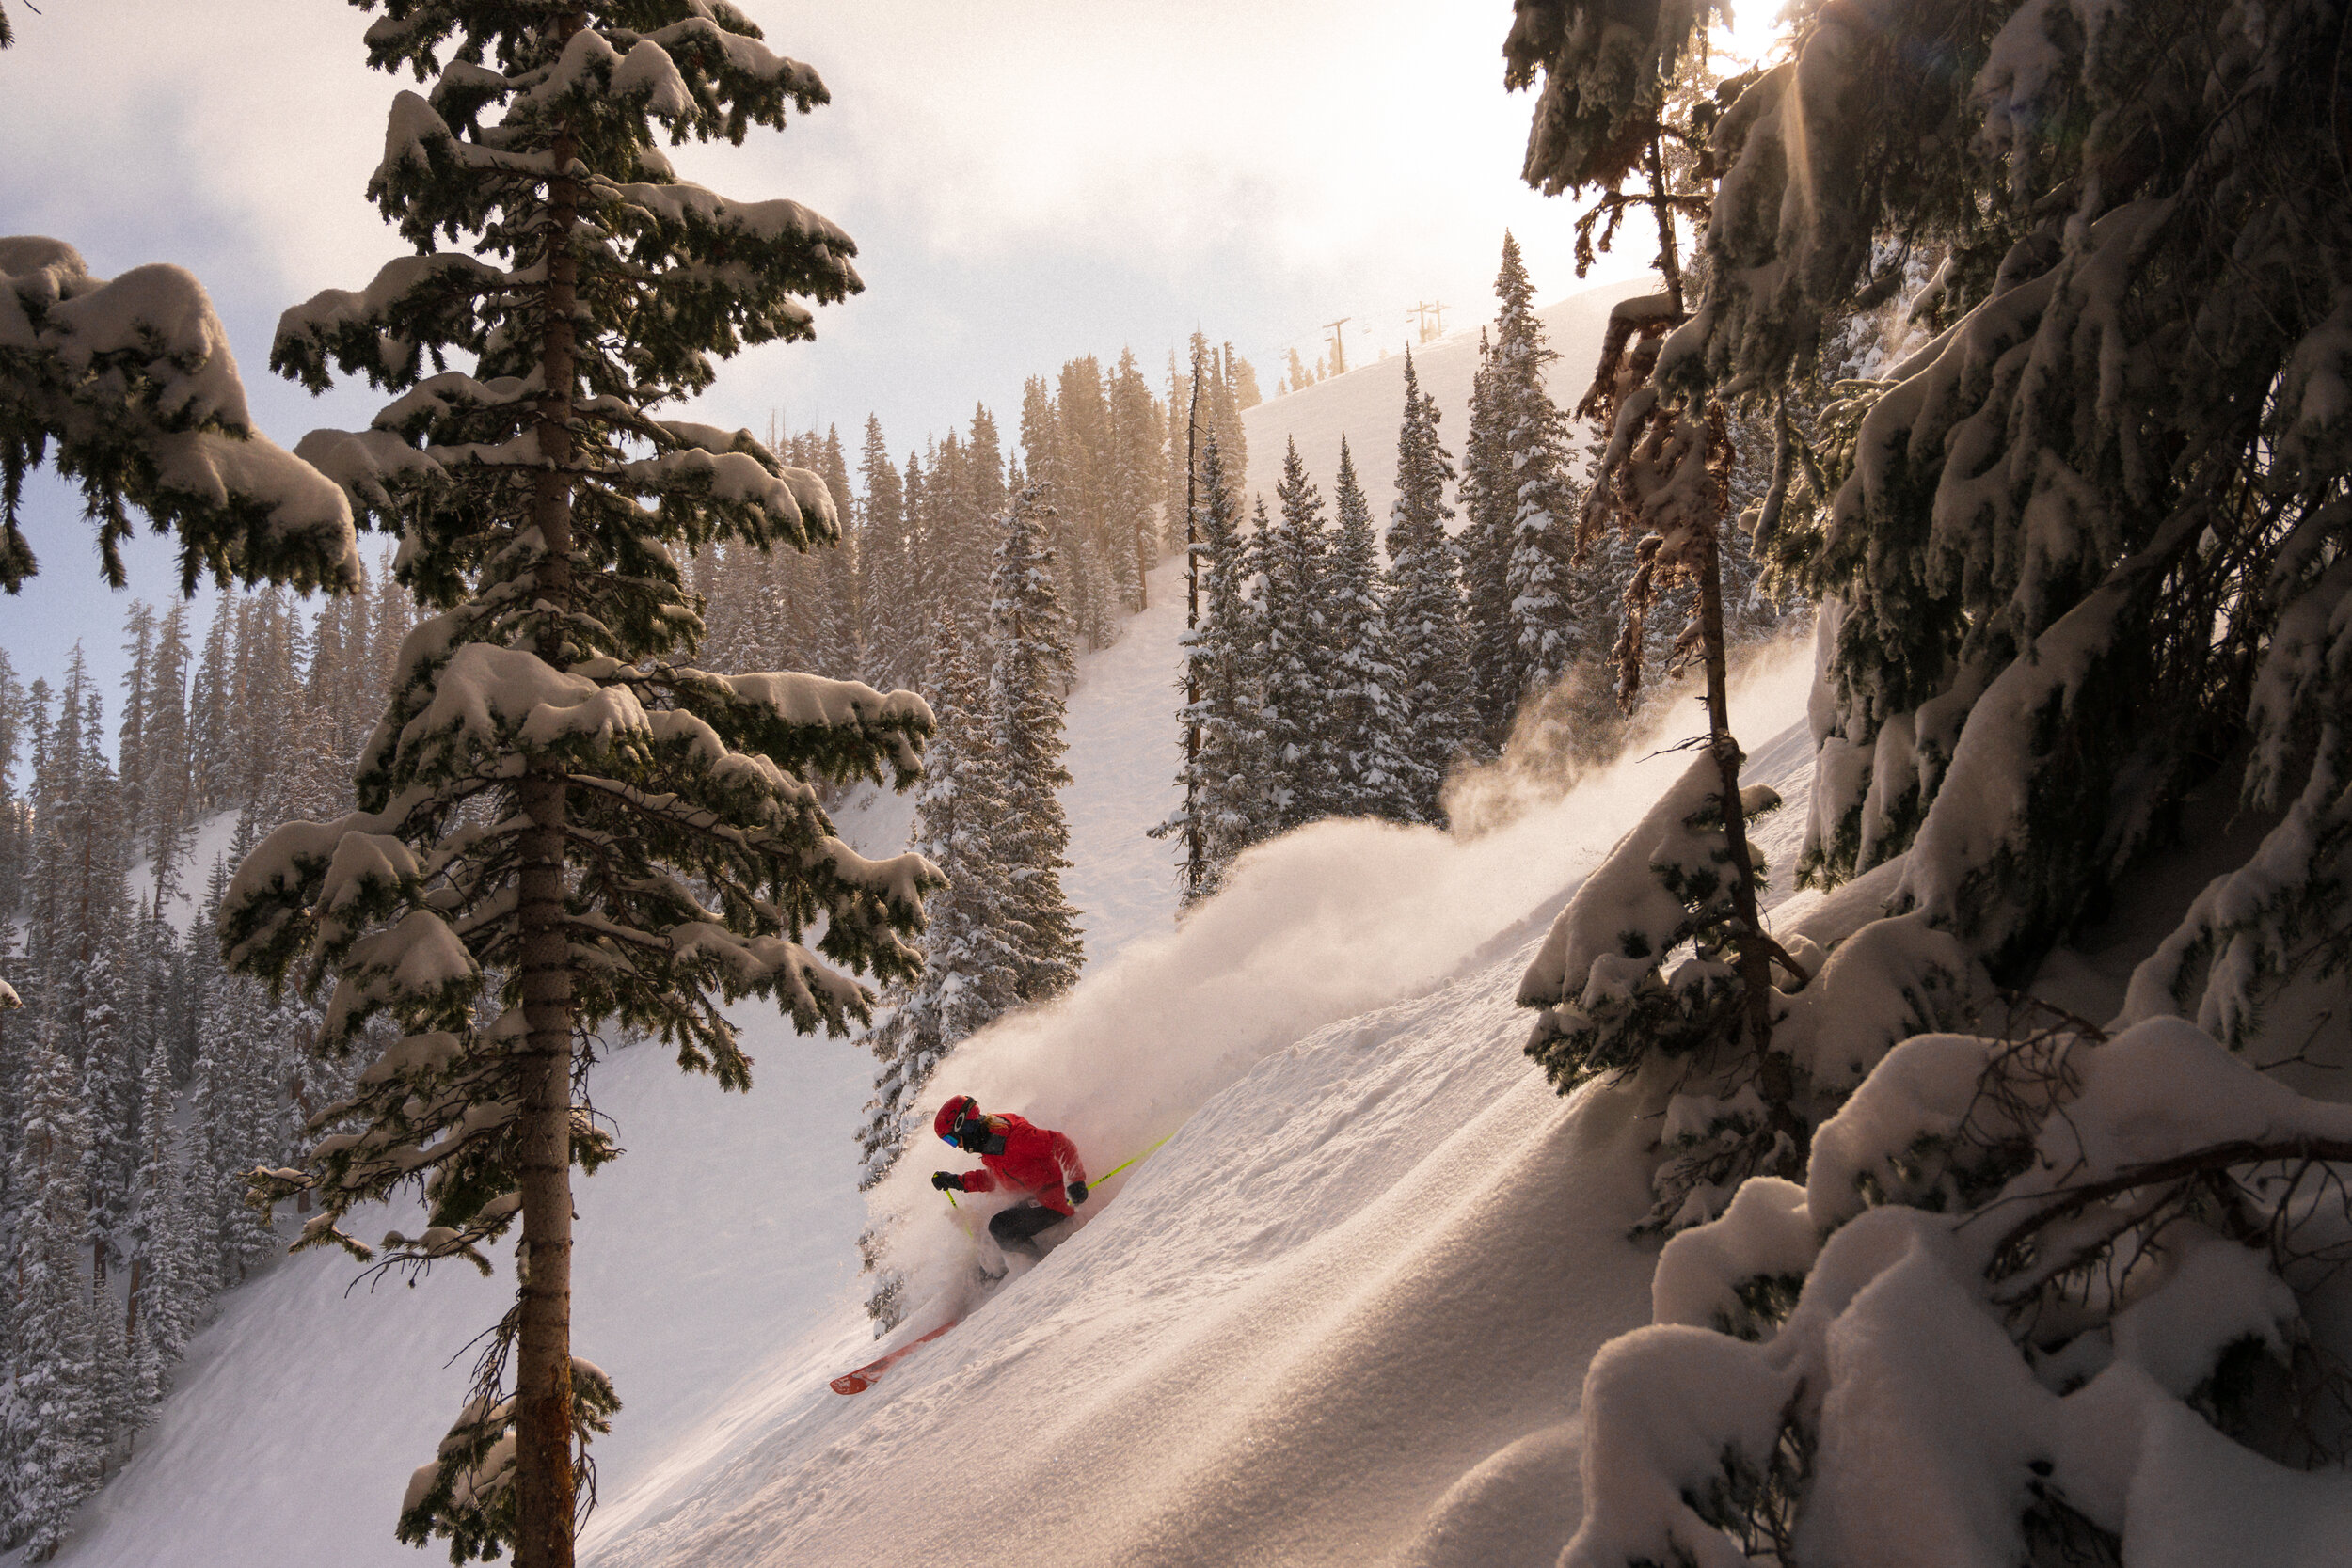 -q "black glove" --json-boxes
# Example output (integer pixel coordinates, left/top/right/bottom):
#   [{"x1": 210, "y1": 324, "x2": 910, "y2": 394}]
[
  {"x1": 1067, "y1": 1180, "x2": 1089, "y2": 1206},
  {"x1": 931, "y1": 1171, "x2": 961, "y2": 1193}
]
